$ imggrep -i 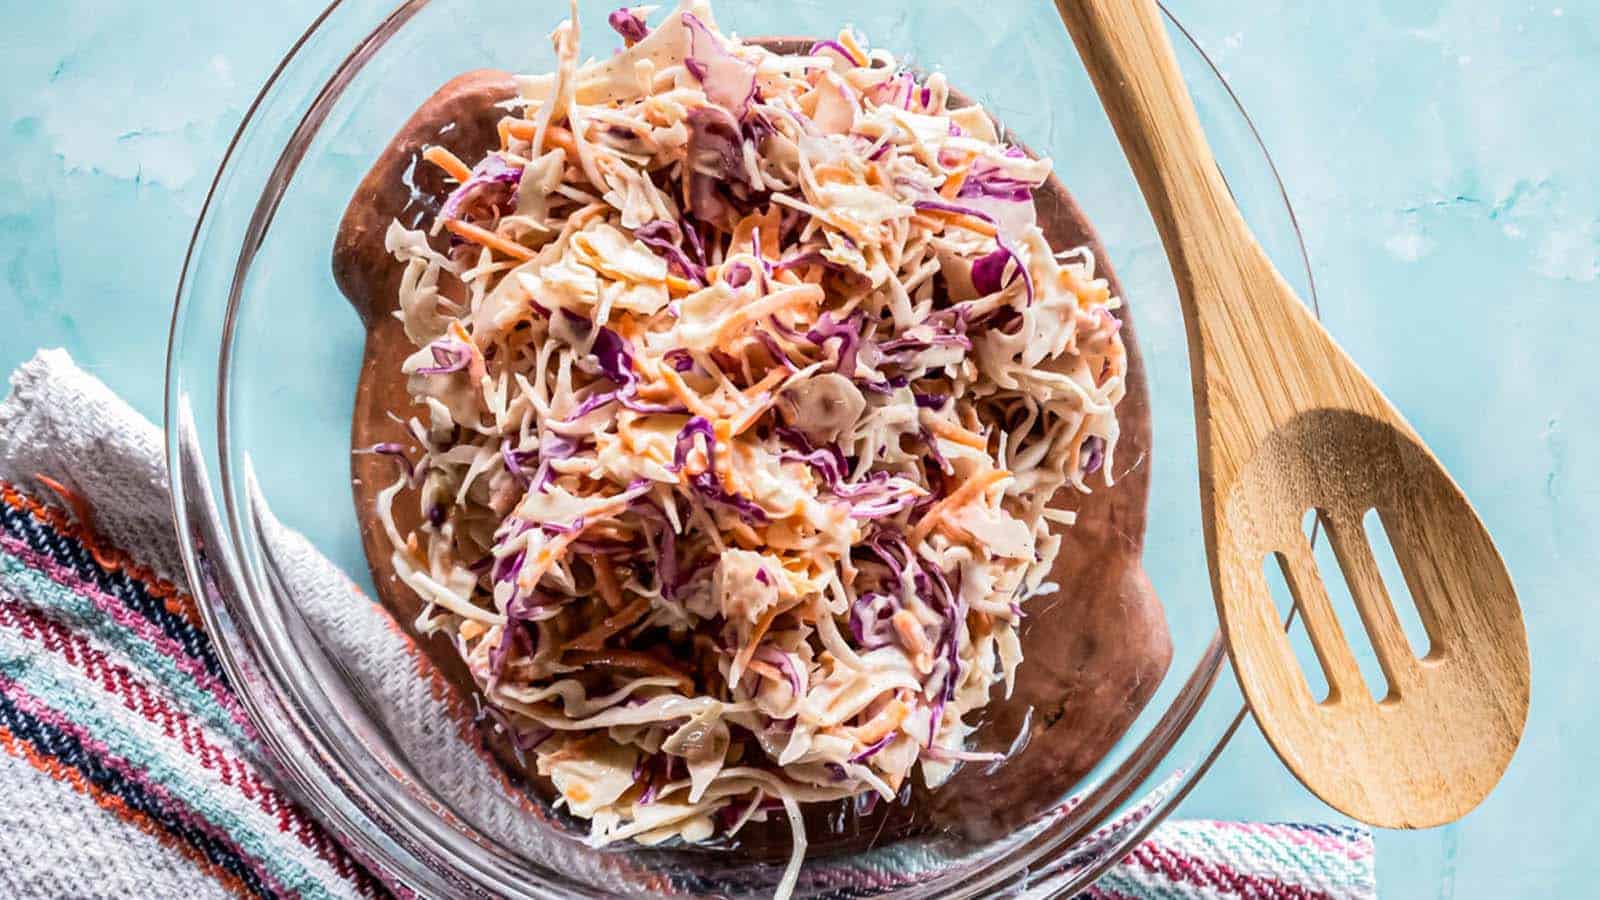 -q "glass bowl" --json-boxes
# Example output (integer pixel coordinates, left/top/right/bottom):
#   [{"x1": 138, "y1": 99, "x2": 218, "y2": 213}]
[{"x1": 166, "y1": 1, "x2": 1317, "y2": 896}]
